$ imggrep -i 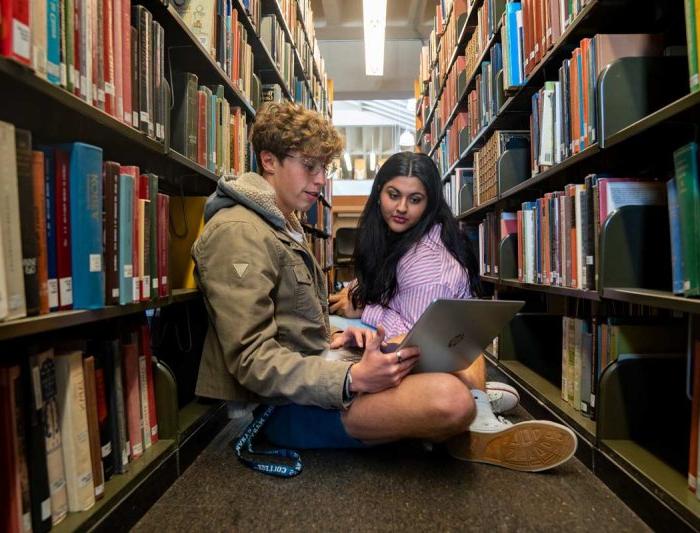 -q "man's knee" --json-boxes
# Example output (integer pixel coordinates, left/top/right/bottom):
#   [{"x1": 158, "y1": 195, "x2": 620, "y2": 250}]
[{"x1": 426, "y1": 375, "x2": 475, "y2": 432}]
